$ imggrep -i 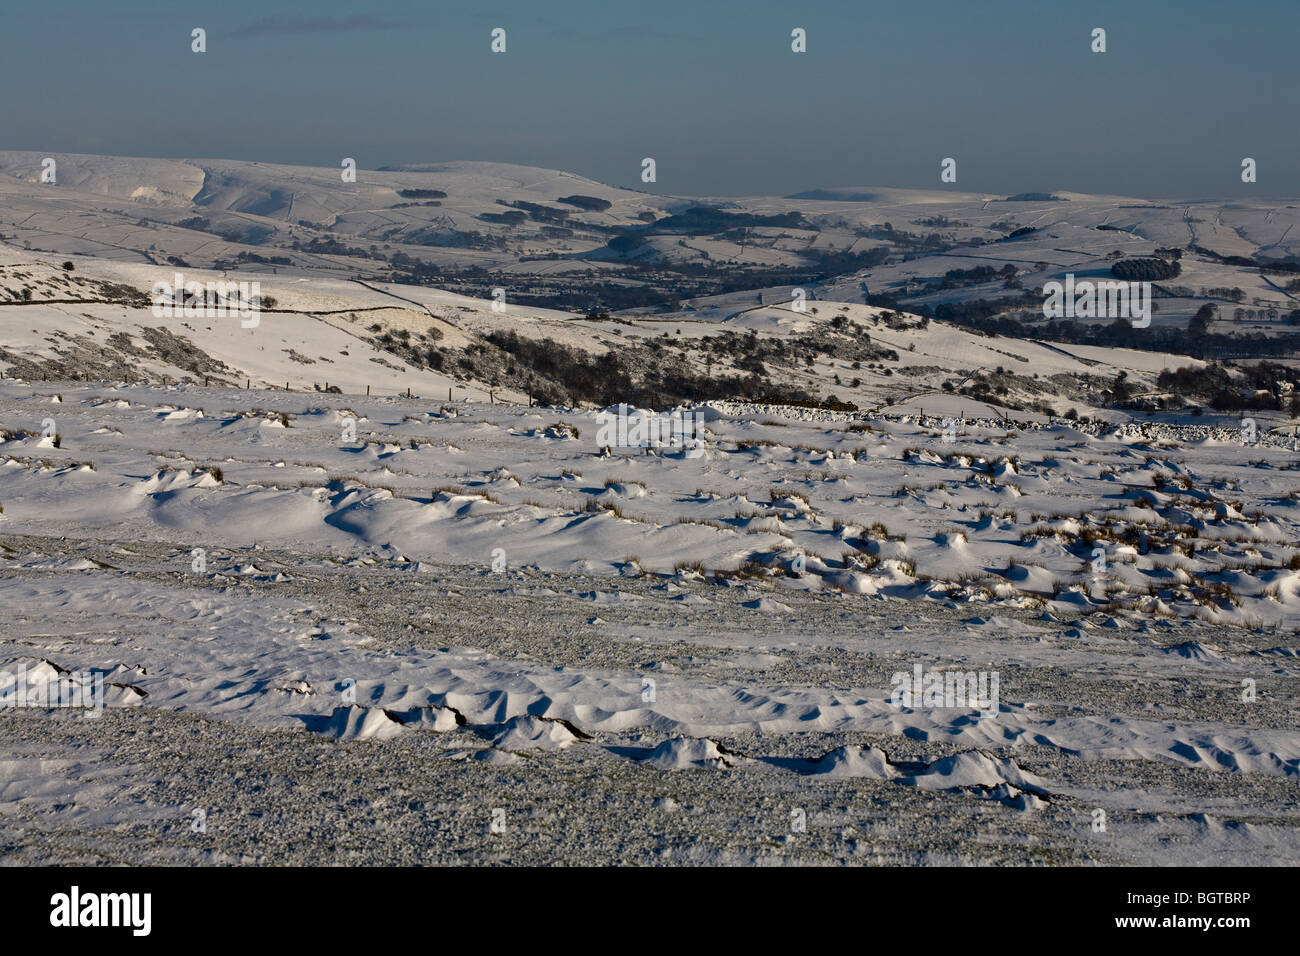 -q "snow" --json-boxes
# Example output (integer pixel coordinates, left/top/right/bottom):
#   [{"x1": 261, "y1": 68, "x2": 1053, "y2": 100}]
[{"x1": 2, "y1": 154, "x2": 1299, "y2": 863}]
